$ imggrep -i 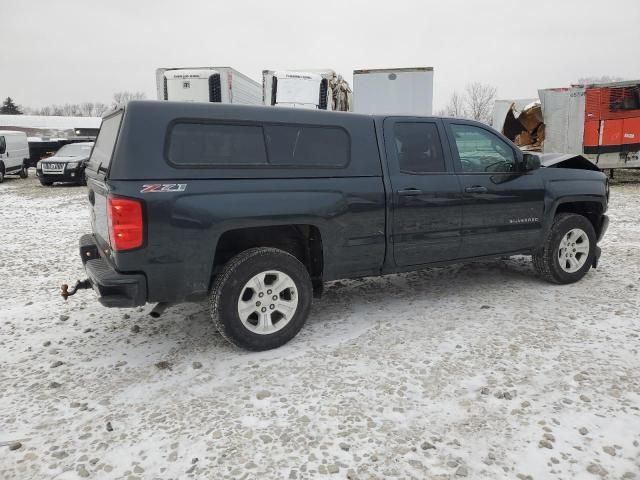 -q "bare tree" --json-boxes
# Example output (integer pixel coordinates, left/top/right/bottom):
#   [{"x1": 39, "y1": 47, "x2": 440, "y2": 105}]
[
  {"x1": 437, "y1": 91, "x2": 467, "y2": 118},
  {"x1": 61, "y1": 103, "x2": 82, "y2": 116},
  {"x1": 465, "y1": 82, "x2": 497, "y2": 125},
  {"x1": 577, "y1": 75, "x2": 625, "y2": 85},
  {"x1": 80, "y1": 102, "x2": 96, "y2": 117},
  {"x1": 93, "y1": 103, "x2": 109, "y2": 116},
  {"x1": 30, "y1": 101, "x2": 111, "y2": 117},
  {"x1": 111, "y1": 91, "x2": 146, "y2": 109}
]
